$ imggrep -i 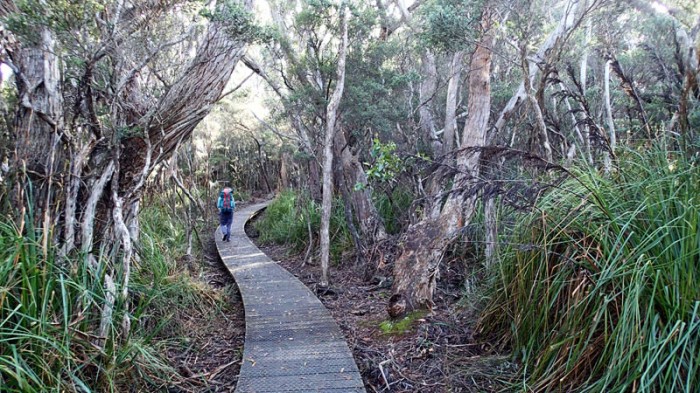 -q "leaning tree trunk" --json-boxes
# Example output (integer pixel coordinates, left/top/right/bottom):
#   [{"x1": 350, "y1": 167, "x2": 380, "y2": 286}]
[{"x1": 391, "y1": 8, "x2": 494, "y2": 311}]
